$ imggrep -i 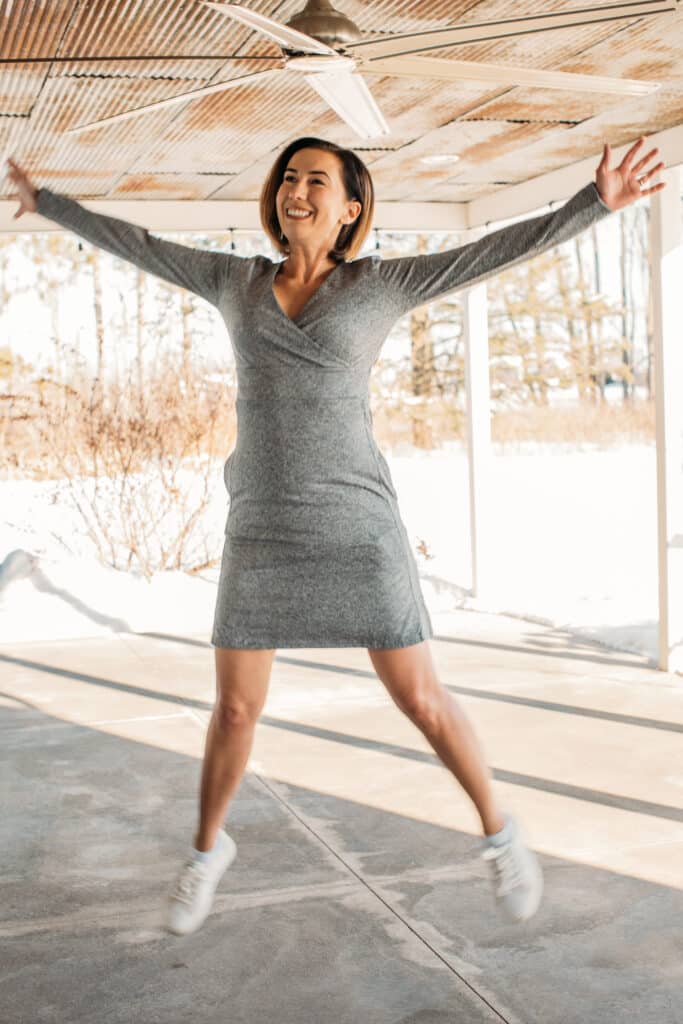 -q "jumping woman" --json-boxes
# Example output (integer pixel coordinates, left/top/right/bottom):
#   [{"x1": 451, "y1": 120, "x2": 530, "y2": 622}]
[{"x1": 6, "y1": 134, "x2": 664, "y2": 936}]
